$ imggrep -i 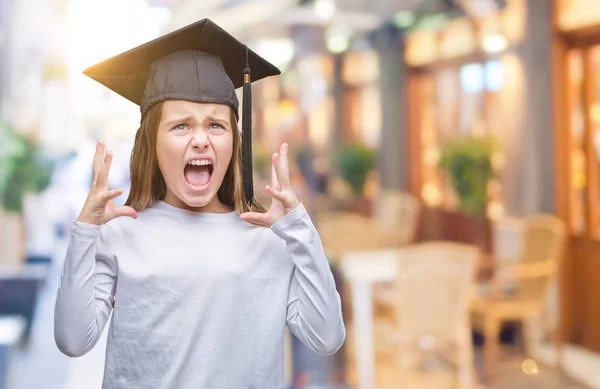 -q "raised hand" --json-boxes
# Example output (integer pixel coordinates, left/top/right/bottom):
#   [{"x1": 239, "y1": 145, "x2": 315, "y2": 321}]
[
  {"x1": 239, "y1": 143, "x2": 300, "y2": 227},
  {"x1": 76, "y1": 141, "x2": 138, "y2": 226}
]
